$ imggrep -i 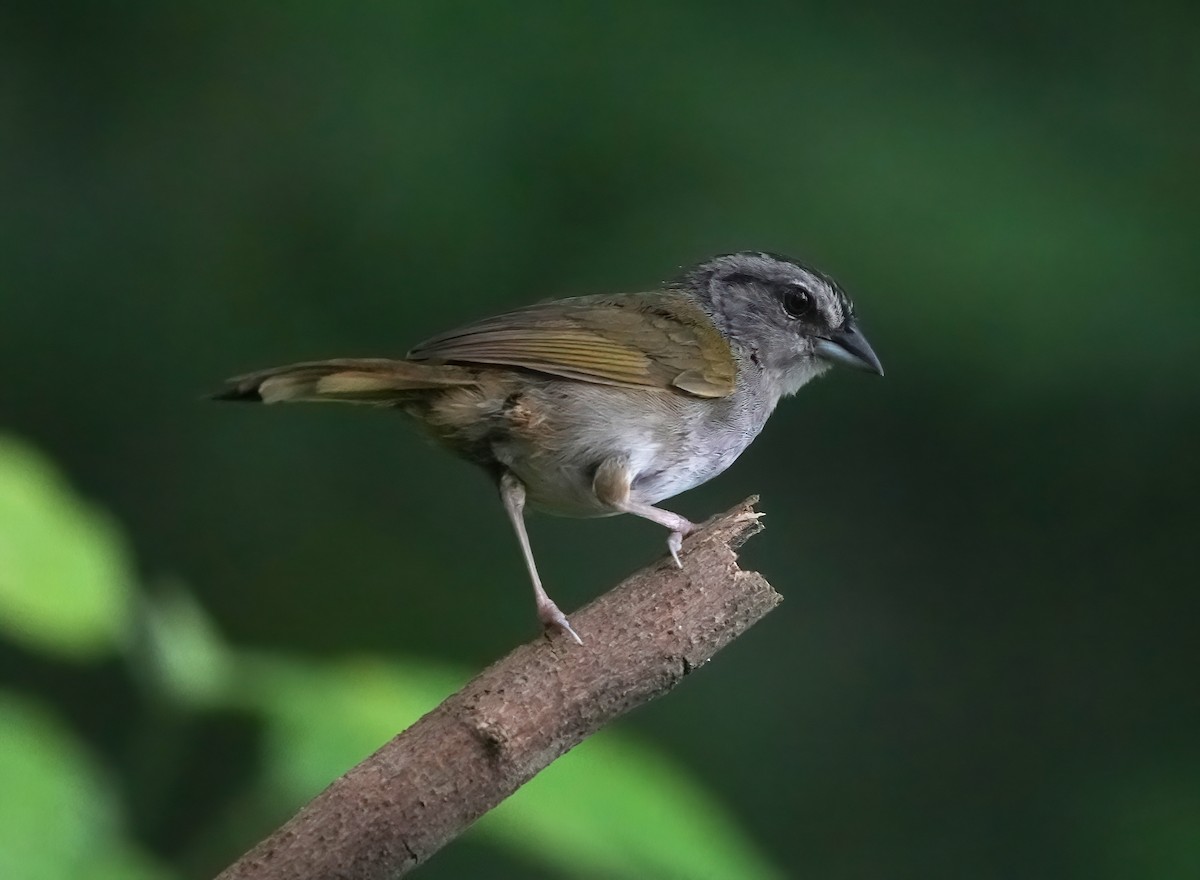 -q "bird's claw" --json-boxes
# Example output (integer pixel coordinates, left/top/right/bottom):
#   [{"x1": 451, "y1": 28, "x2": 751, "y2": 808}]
[
  {"x1": 667, "y1": 529, "x2": 691, "y2": 569},
  {"x1": 538, "y1": 602, "x2": 583, "y2": 645}
]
